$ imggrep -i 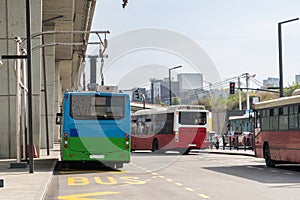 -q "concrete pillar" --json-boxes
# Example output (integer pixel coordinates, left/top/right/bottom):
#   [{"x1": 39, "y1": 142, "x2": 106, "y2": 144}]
[
  {"x1": 0, "y1": 0, "x2": 41, "y2": 158},
  {"x1": 40, "y1": 22, "x2": 56, "y2": 149},
  {"x1": 54, "y1": 61, "x2": 62, "y2": 142}
]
